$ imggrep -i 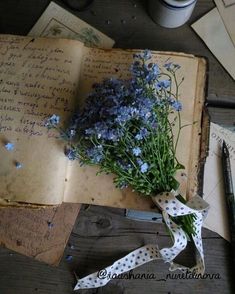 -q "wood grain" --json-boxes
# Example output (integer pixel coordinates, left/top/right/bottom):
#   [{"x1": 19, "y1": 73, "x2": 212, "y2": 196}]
[
  {"x1": 0, "y1": 205, "x2": 234, "y2": 294},
  {"x1": 0, "y1": 0, "x2": 234, "y2": 293}
]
